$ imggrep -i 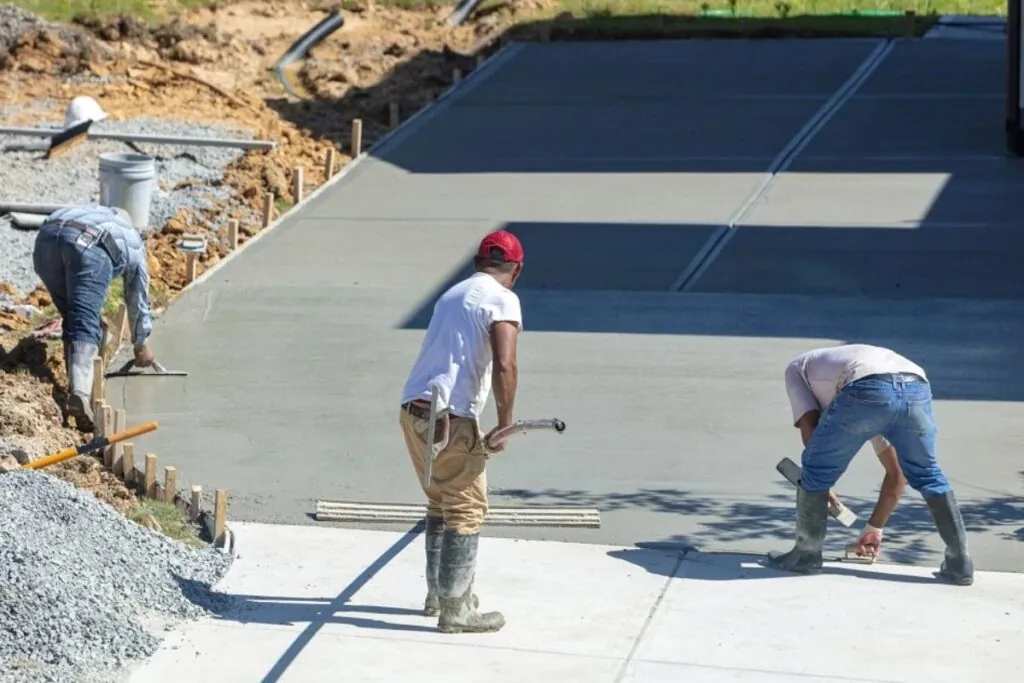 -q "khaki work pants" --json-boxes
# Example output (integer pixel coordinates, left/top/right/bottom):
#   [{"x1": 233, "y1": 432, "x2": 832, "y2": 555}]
[{"x1": 399, "y1": 408, "x2": 490, "y2": 535}]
